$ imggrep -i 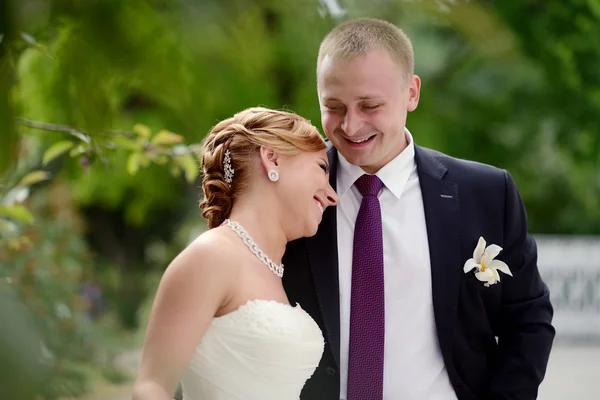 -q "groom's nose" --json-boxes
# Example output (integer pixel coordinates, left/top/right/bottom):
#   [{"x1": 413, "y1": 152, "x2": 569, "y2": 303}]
[{"x1": 341, "y1": 110, "x2": 361, "y2": 136}]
